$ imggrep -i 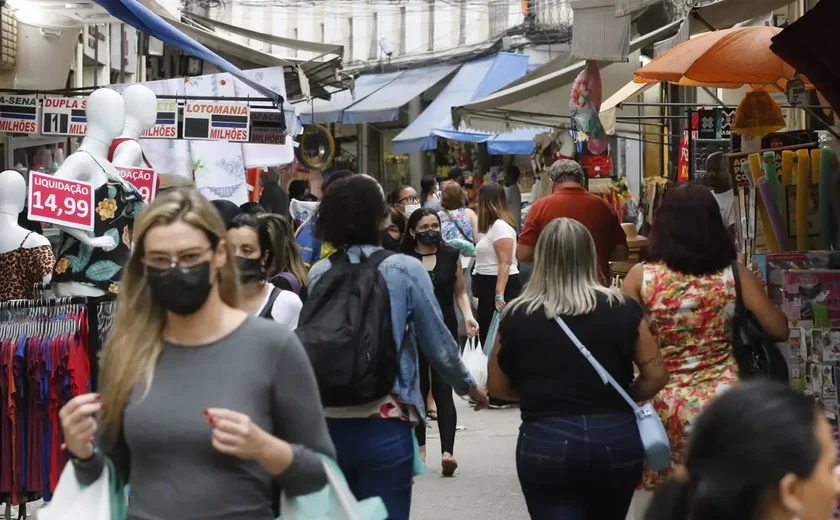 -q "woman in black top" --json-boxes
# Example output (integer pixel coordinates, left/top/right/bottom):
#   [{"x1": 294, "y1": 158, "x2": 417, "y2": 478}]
[
  {"x1": 400, "y1": 208, "x2": 478, "y2": 476},
  {"x1": 488, "y1": 218, "x2": 669, "y2": 520}
]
